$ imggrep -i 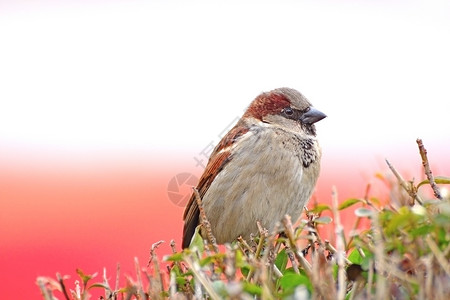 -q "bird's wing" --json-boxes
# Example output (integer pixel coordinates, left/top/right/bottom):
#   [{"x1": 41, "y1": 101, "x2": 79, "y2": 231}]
[{"x1": 182, "y1": 123, "x2": 250, "y2": 248}]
